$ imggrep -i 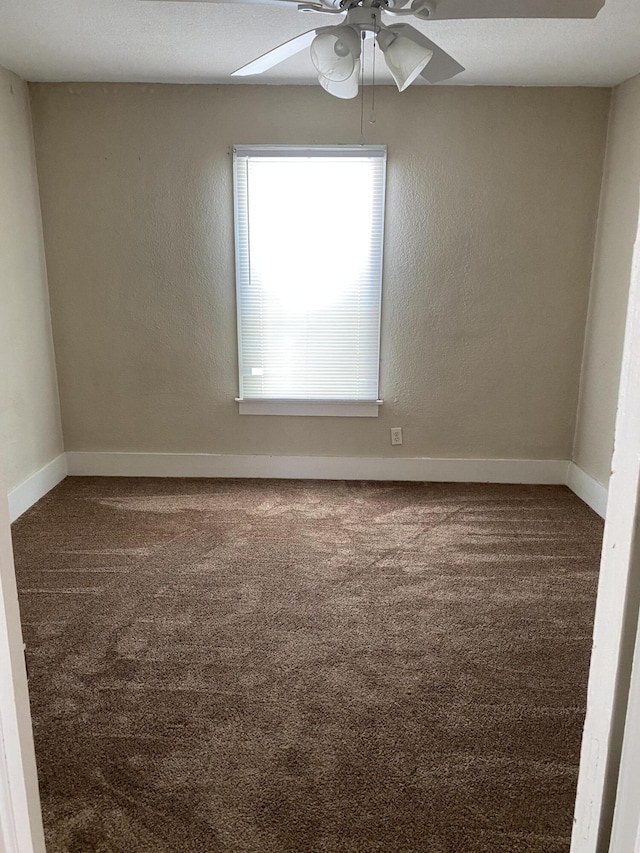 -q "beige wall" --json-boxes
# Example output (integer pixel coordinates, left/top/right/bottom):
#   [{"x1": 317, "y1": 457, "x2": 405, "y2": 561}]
[
  {"x1": 30, "y1": 83, "x2": 609, "y2": 460},
  {"x1": 0, "y1": 67, "x2": 63, "y2": 492},
  {"x1": 573, "y1": 73, "x2": 640, "y2": 488}
]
